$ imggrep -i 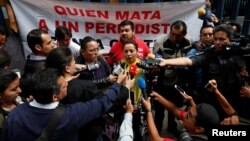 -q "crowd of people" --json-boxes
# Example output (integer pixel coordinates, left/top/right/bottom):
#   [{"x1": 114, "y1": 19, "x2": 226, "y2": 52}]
[{"x1": 0, "y1": 0, "x2": 250, "y2": 141}]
